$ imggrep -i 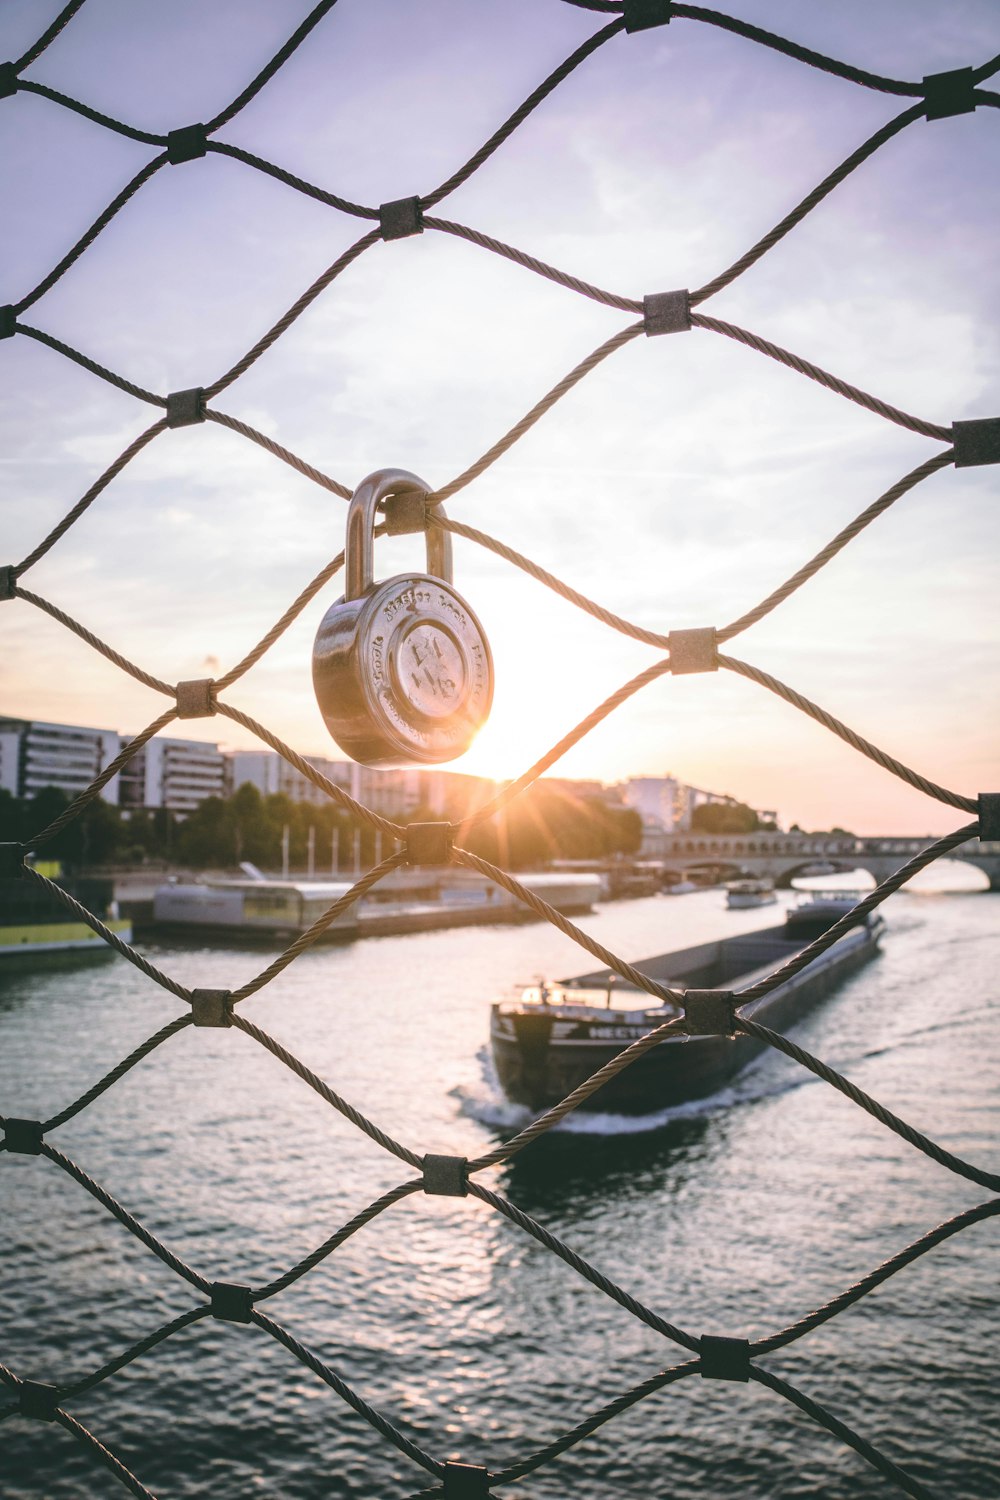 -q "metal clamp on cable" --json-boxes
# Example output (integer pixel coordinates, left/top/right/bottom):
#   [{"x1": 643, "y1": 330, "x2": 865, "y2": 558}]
[
  {"x1": 643, "y1": 290, "x2": 690, "y2": 336},
  {"x1": 0, "y1": 304, "x2": 15, "y2": 339},
  {"x1": 176, "y1": 678, "x2": 216, "y2": 719},
  {"x1": 0, "y1": 63, "x2": 17, "y2": 98},
  {"x1": 699, "y1": 1335, "x2": 751, "y2": 1382},
  {"x1": 166, "y1": 387, "x2": 207, "y2": 428},
  {"x1": 167, "y1": 123, "x2": 208, "y2": 163},
  {"x1": 423, "y1": 1154, "x2": 468, "y2": 1197},
  {"x1": 979, "y1": 794, "x2": 1000, "y2": 843},
  {"x1": 380, "y1": 196, "x2": 423, "y2": 241},
  {"x1": 191, "y1": 989, "x2": 233, "y2": 1027},
  {"x1": 210, "y1": 1282, "x2": 254, "y2": 1323},
  {"x1": 953, "y1": 417, "x2": 1000, "y2": 468},
  {"x1": 383, "y1": 490, "x2": 429, "y2": 535},
  {"x1": 923, "y1": 67, "x2": 976, "y2": 121},
  {"x1": 624, "y1": 0, "x2": 673, "y2": 33},
  {"x1": 406, "y1": 823, "x2": 453, "y2": 866},
  {"x1": 442, "y1": 1460, "x2": 491, "y2": 1497},
  {"x1": 682, "y1": 990, "x2": 736, "y2": 1037},
  {"x1": 3, "y1": 1118, "x2": 44, "y2": 1154},
  {"x1": 669, "y1": 627, "x2": 718, "y2": 674},
  {"x1": 18, "y1": 1381, "x2": 60, "y2": 1421},
  {"x1": 0, "y1": 565, "x2": 16, "y2": 599}
]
